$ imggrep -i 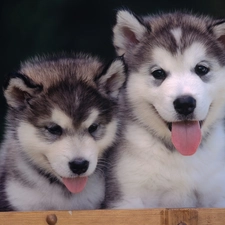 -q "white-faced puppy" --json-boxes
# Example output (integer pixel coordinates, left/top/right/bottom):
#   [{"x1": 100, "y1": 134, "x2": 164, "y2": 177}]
[
  {"x1": 104, "y1": 10, "x2": 225, "y2": 208},
  {"x1": 0, "y1": 53, "x2": 125, "y2": 211}
]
